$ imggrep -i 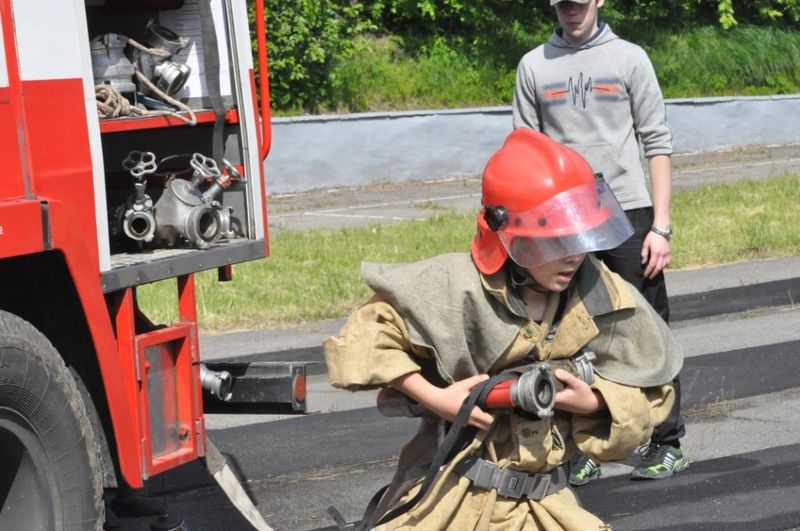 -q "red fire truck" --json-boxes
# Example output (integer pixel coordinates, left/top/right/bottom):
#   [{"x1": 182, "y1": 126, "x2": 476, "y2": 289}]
[{"x1": 0, "y1": 1, "x2": 298, "y2": 529}]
